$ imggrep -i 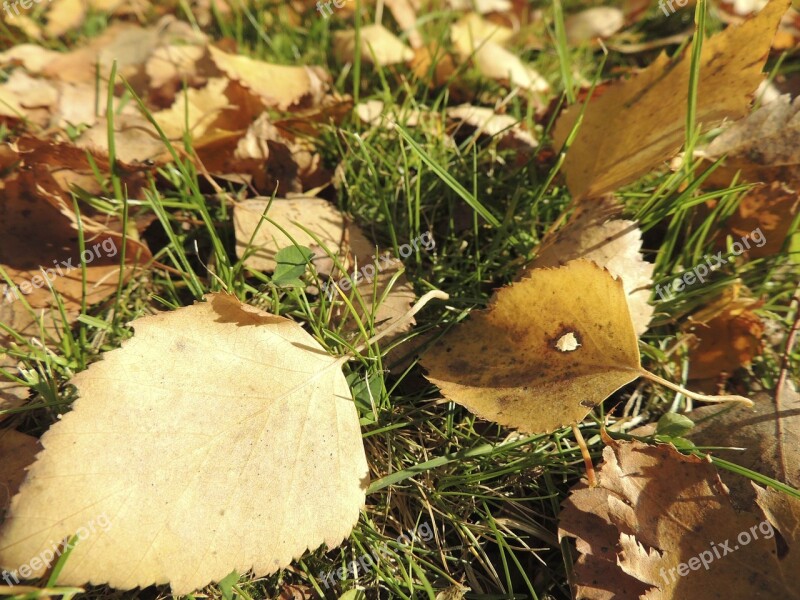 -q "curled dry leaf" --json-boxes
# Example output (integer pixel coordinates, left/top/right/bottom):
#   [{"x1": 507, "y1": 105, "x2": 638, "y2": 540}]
[
  {"x1": 687, "y1": 383, "x2": 800, "y2": 508},
  {"x1": 333, "y1": 24, "x2": 415, "y2": 66},
  {"x1": 209, "y1": 46, "x2": 329, "y2": 109},
  {"x1": 554, "y1": 0, "x2": 790, "y2": 199},
  {"x1": 518, "y1": 197, "x2": 654, "y2": 336},
  {"x1": 0, "y1": 294, "x2": 369, "y2": 594},
  {"x1": 559, "y1": 439, "x2": 800, "y2": 600},
  {"x1": 422, "y1": 260, "x2": 641, "y2": 434}
]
